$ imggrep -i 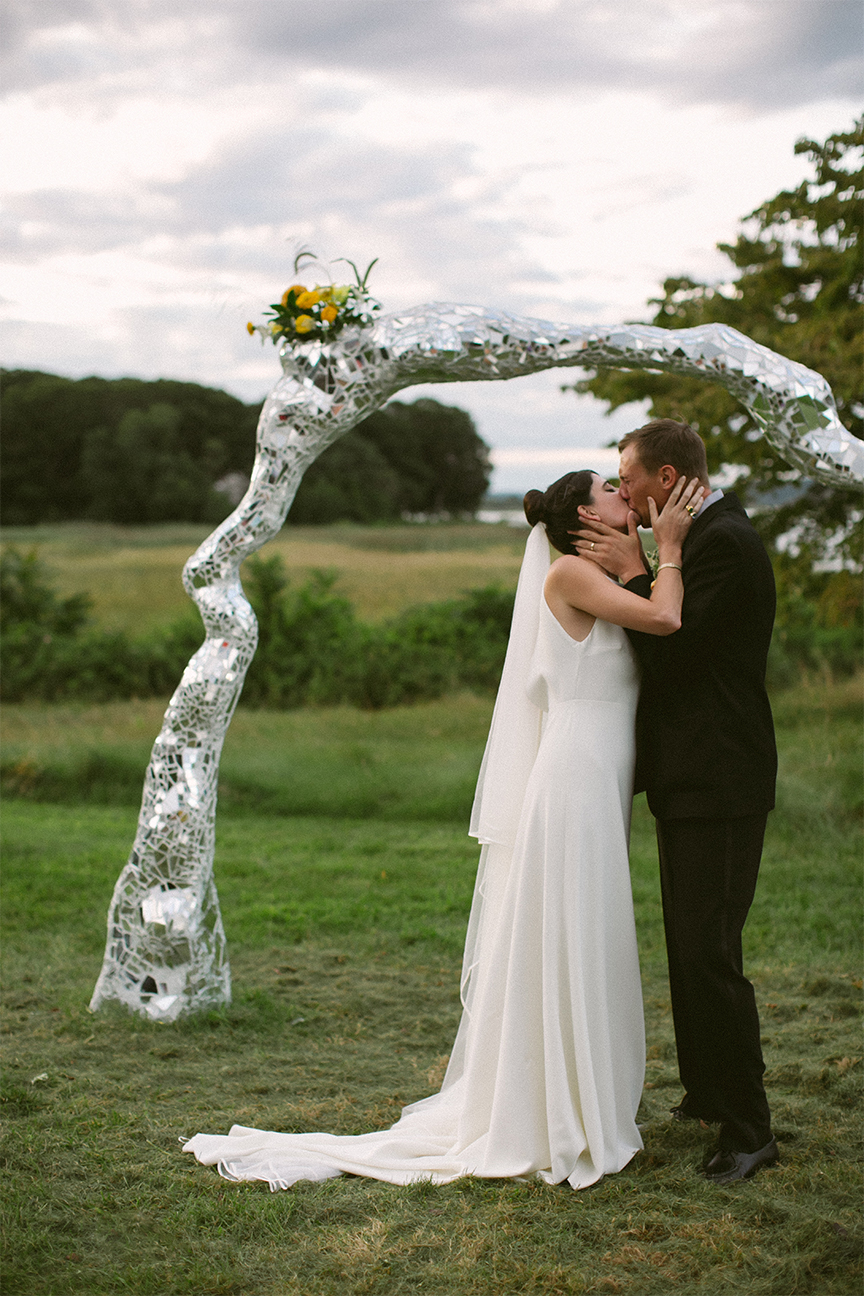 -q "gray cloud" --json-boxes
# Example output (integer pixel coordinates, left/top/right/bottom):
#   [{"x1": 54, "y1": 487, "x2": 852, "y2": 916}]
[
  {"x1": 3, "y1": 0, "x2": 858, "y2": 445},
  {"x1": 0, "y1": 116, "x2": 561, "y2": 315},
  {"x1": 239, "y1": 0, "x2": 863, "y2": 109},
  {"x1": 1, "y1": 123, "x2": 487, "y2": 241},
  {"x1": 162, "y1": 129, "x2": 475, "y2": 232},
  {"x1": 0, "y1": 302, "x2": 274, "y2": 400},
  {"x1": 162, "y1": 127, "x2": 544, "y2": 303},
  {"x1": 4, "y1": 0, "x2": 861, "y2": 110},
  {"x1": 0, "y1": 188, "x2": 172, "y2": 261}
]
